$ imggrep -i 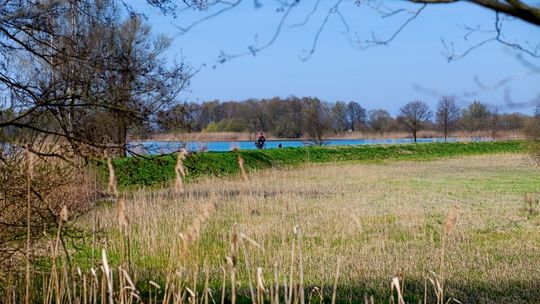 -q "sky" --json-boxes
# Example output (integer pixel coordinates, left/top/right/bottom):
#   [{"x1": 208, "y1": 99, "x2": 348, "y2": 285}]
[{"x1": 131, "y1": 1, "x2": 540, "y2": 115}]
